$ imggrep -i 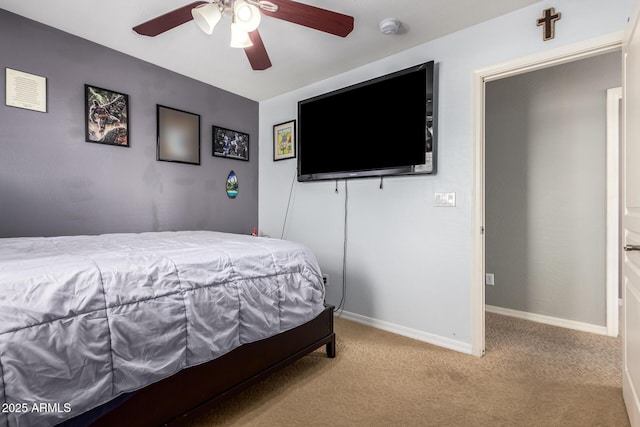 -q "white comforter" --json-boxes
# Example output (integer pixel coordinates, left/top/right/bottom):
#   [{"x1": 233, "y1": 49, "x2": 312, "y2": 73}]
[{"x1": 0, "y1": 231, "x2": 325, "y2": 427}]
